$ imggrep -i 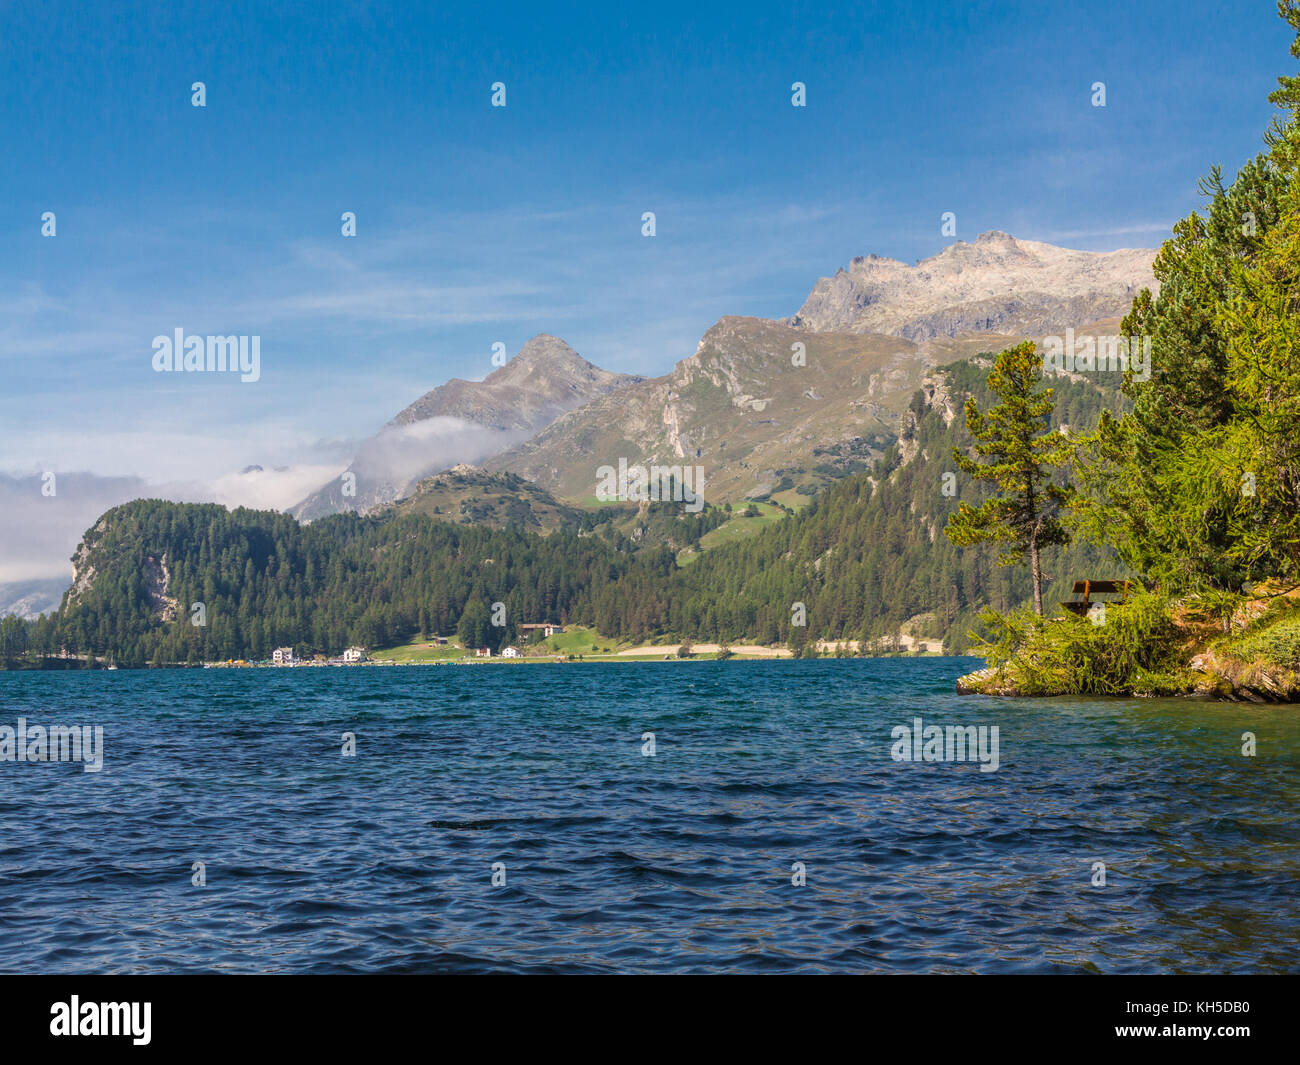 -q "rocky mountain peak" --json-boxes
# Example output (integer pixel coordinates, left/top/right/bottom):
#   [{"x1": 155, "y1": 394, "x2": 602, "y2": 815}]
[
  {"x1": 788, "y1": 232, "x2": 1158, "y2": 341},
  {"x1": 502, "y1": 333, "x2": 585, "y2": 372},
  {"x1": 290, "y1": 335, "x2": 642, "y2": 521}
]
